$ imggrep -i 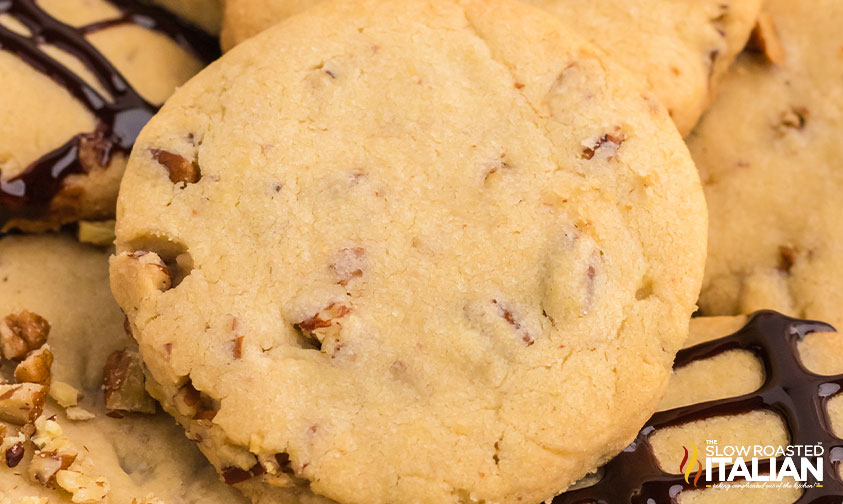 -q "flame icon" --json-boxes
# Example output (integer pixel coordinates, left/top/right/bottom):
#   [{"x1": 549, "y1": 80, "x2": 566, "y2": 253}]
[{"x1": 679, "y1": 443, "x2": 703, "y2": 487}]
